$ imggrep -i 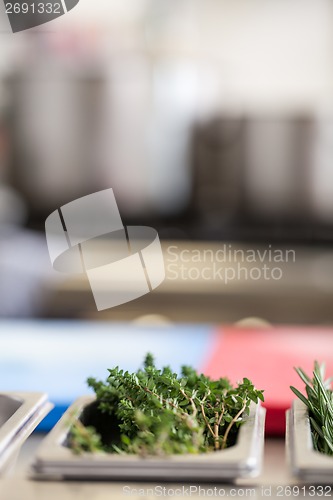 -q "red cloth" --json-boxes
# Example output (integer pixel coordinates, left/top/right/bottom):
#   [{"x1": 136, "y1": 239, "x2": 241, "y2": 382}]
[{"x1": 202, "y1": 327, "x2": 333, "y2": 435}]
